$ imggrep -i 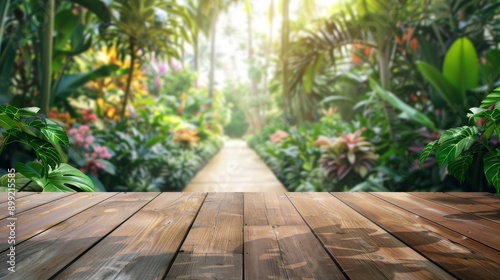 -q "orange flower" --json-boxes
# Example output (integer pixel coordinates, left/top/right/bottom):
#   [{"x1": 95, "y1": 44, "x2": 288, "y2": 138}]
[
  {"x1": 396, "y1": 28, "x2": 418, "y2": 53},
  {"x1": 174, "y1": 129, "x2": 200, "y2": 148}
]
